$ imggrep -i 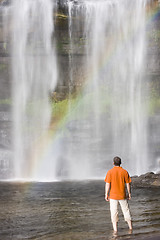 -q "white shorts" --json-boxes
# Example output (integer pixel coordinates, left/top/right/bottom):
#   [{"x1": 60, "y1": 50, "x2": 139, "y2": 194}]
[{"x1": 109, "y1": 199, "x2": 131, "y2": 223}]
